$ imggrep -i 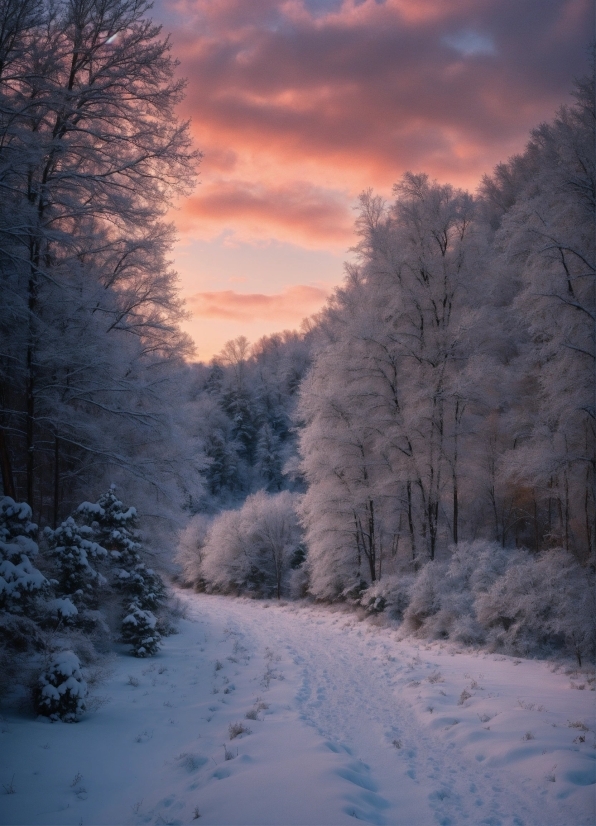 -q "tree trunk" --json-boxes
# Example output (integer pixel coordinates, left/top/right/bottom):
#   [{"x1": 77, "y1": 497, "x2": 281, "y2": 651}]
[
  {"x1": 53, "y1": 436, "x2": 60, "y2": 528},
  {"x1": 368, "y1": 500, "x2": 376, "y2": 581},
  {"x1": 407, "y1": 481, "x2": 417, "y2": 564},
  {"x1": 453, "y1": 475, "x2": 458, "y2": 544},
  {"x1": 0, "y1": 428, "x2": 15, "y2": 498}
]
